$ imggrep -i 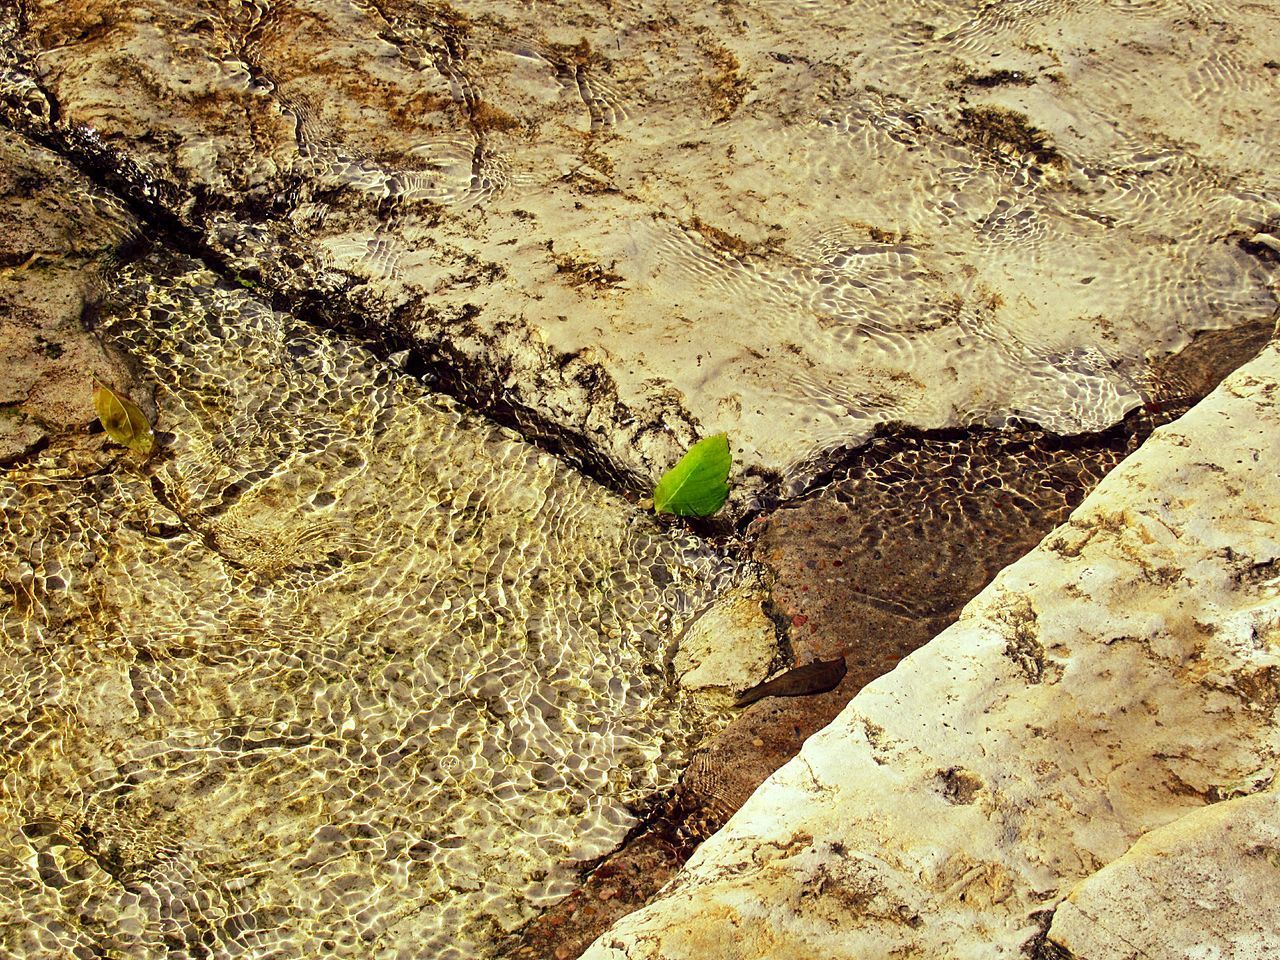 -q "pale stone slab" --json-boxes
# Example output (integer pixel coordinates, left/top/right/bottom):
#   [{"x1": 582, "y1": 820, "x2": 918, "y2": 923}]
[
  {"x1": 4, "y1": 2, "x2": 1277, "y2": 491},
  {"x1": 583, "y1": 340, "x2": 1280, "y2": 958},
  {"x1": 1046, "y1": 787, "x2": 1280, "y2": 960},
  {"x1": 674, "y1": 573, "x2": 777, "y2": 699}
]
